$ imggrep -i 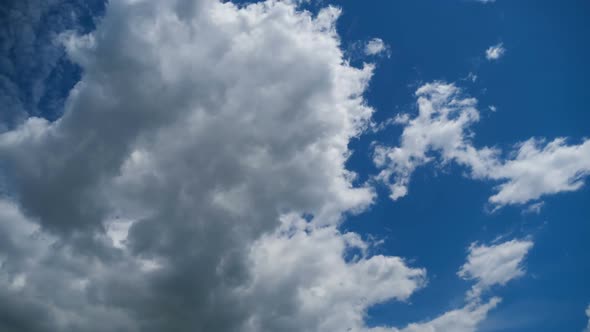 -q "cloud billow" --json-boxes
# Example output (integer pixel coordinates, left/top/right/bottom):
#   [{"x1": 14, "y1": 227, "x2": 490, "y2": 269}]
[{"x1": 0, "y1": 1, "x2": 426, "y2": 331}]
